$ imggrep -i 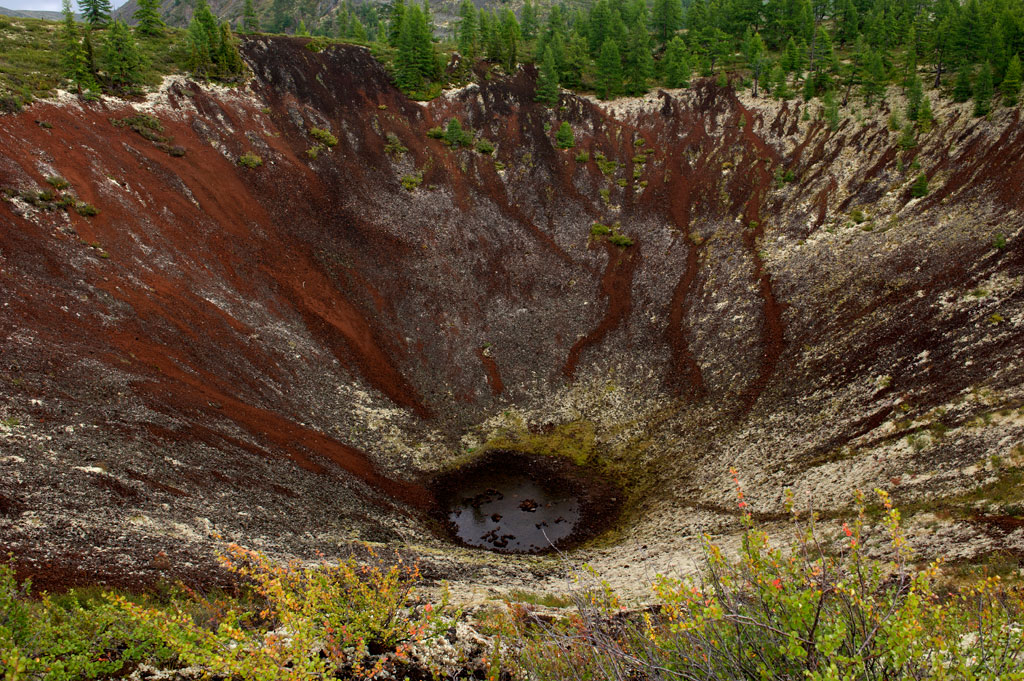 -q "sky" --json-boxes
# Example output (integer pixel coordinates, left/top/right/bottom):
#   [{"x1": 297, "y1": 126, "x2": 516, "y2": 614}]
[{"x1": 2, "y1": 0, "x2": 128, "y2": 12}]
